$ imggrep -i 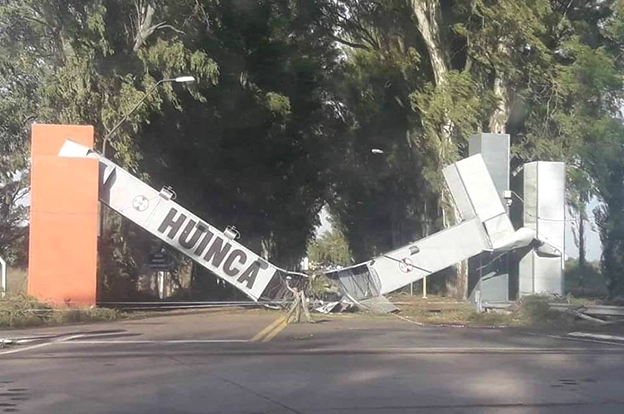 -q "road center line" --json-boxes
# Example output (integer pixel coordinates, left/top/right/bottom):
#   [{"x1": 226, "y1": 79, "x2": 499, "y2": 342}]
[
  {"x1": 261, "y1": 318, "x2": 288, "y2": 343},
  {"x1": 251, "y1": 316, "x2": 287, "y2": 342}
]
